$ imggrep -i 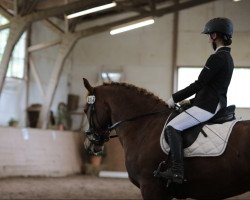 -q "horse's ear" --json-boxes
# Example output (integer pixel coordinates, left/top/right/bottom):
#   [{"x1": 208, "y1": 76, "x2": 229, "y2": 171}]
[{"x1": 83, "y1": 78, "x2": 94, "y2": 93}]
